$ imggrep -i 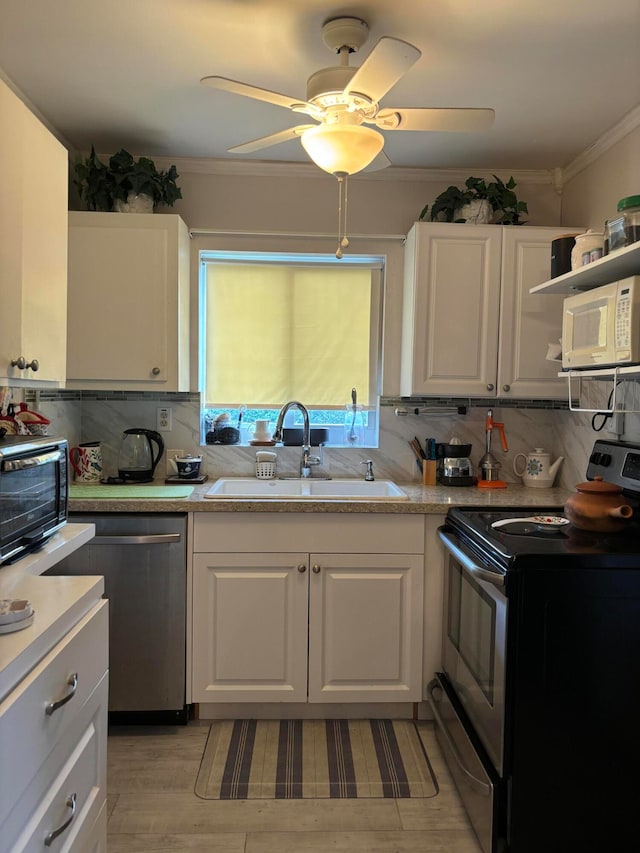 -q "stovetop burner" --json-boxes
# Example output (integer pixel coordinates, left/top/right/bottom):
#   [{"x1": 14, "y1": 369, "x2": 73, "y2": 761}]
[
  {"x1": 448, "y1": 505, "x2": 640, "y2": 573},
  {"x1": 446, "y1": 439, "x2": 640, "y2": 572}
]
